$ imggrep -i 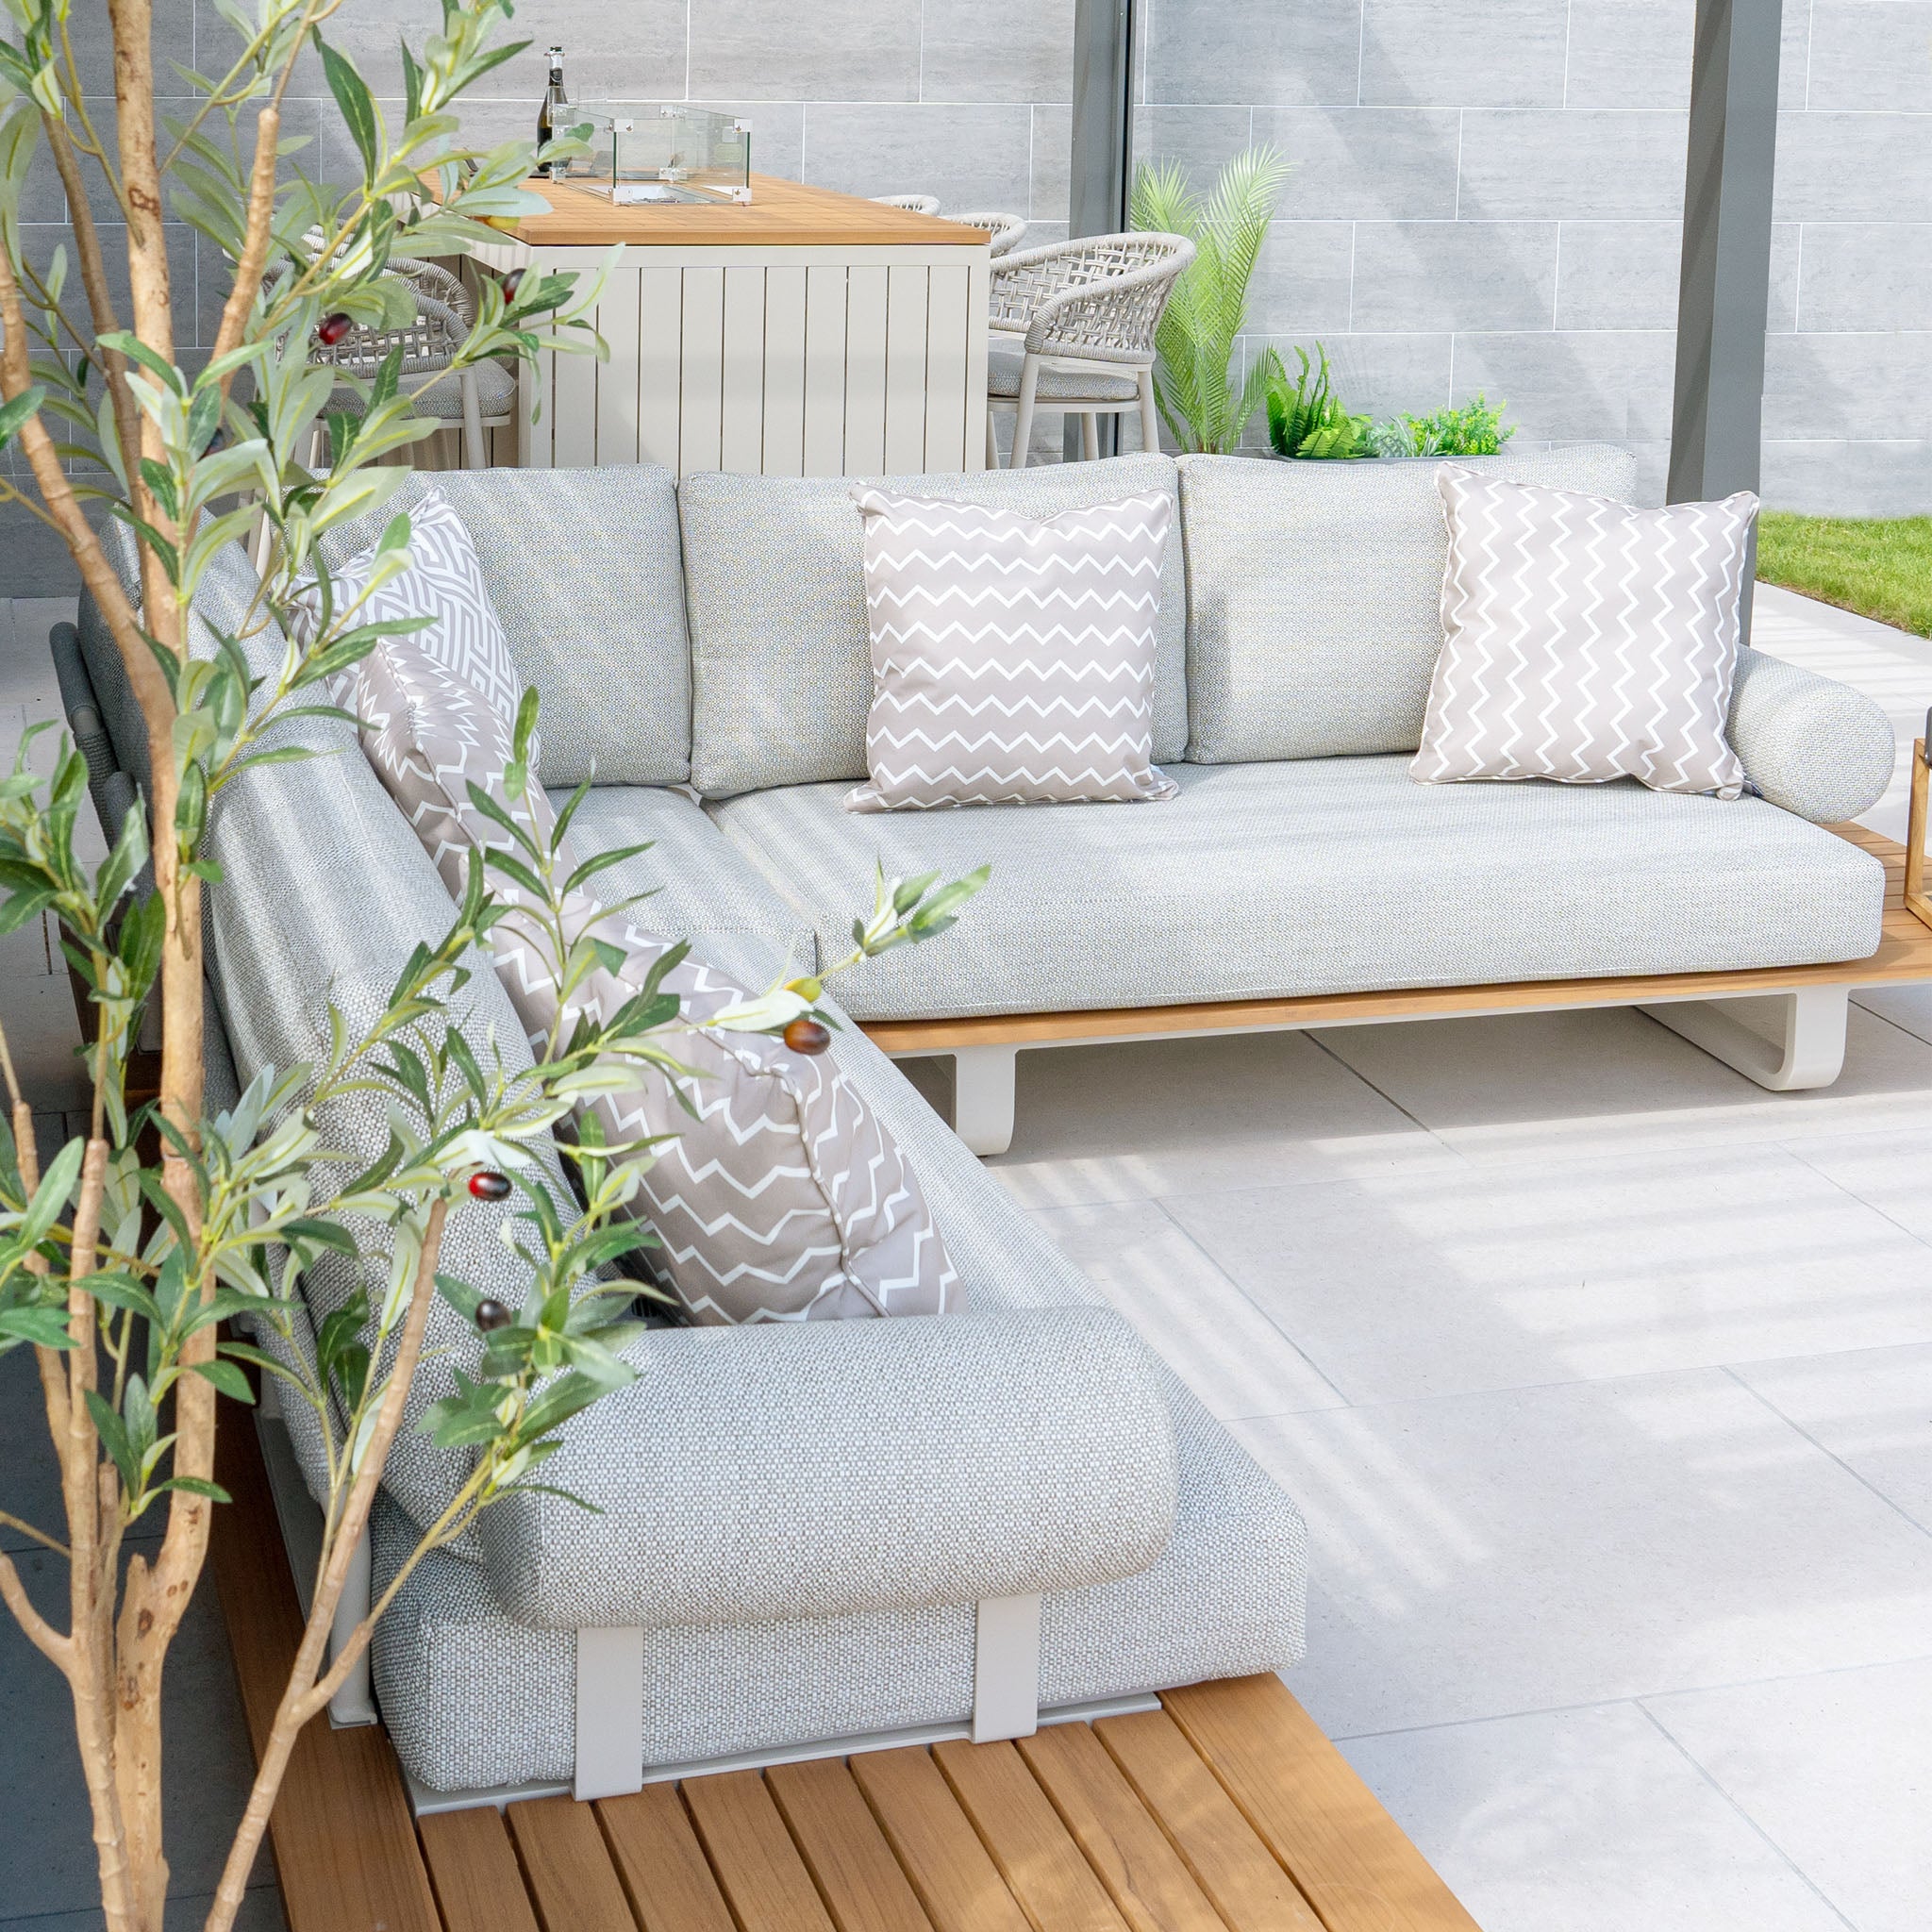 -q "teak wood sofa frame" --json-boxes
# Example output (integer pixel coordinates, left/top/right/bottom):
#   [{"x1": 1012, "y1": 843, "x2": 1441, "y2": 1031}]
[
  {"x1": 863, "y1": 824, "x2": 1932, "y2": 1157},
  {"x1": 210, "y1": 1379, "x2": 1487, "y2": 1932}
]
